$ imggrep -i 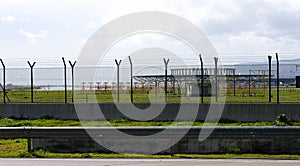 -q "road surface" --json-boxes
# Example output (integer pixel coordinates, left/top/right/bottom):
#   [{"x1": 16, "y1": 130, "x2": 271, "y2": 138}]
[{"x1": 0, "y1": 159, "x2": 300, "y2": 166}]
